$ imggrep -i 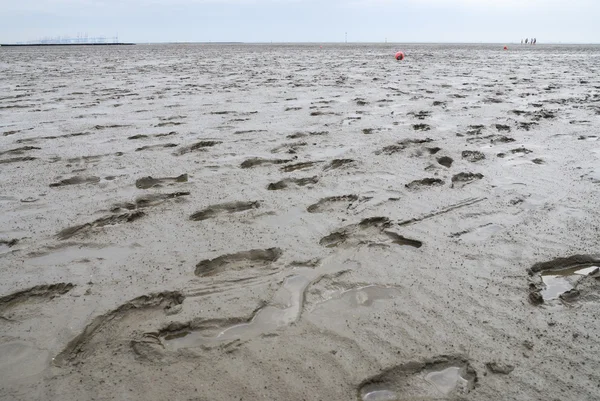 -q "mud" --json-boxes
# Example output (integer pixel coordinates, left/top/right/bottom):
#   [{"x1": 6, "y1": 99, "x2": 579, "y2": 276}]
[{"x1": 2, "y1": 43, "x2": 600, "y2": 401}]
